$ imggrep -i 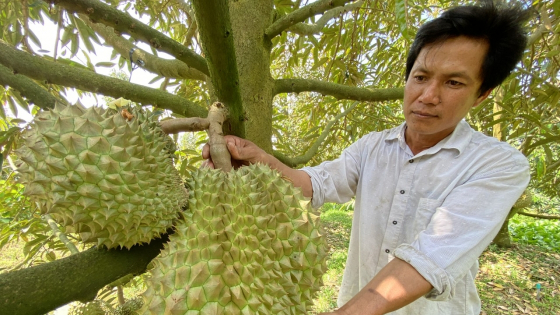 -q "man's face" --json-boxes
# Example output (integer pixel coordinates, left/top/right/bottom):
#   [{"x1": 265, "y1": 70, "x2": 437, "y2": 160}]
[{"x1": 403, "y1": 36, "x2": 491, "y2": 146}]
